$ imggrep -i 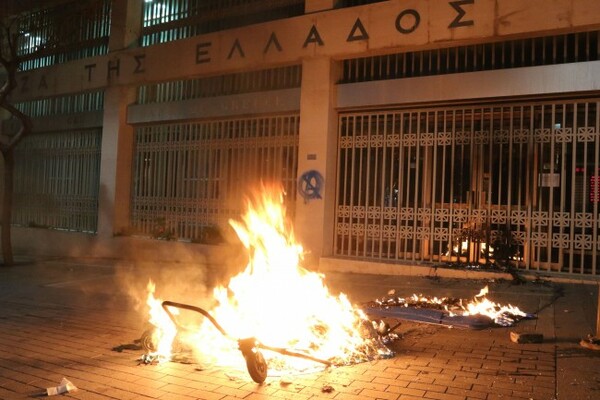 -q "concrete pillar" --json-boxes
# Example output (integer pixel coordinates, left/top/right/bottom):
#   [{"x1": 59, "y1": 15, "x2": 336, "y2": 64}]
[
  {"x1": 305, "y1": 0, "x2": 339, "y2": 13},
  {"x1": 96, "y1": 0, "x2": 142, "y2": 238},
  {"x1": 109, "y1": 0, "x2": 143, "y2": 50},
  {"x1": 97, "y1": 87, "x2": 136, "y2": 238},
  {"x1": 294, "y1": 57, "x2": 341, "y2": 268}
]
